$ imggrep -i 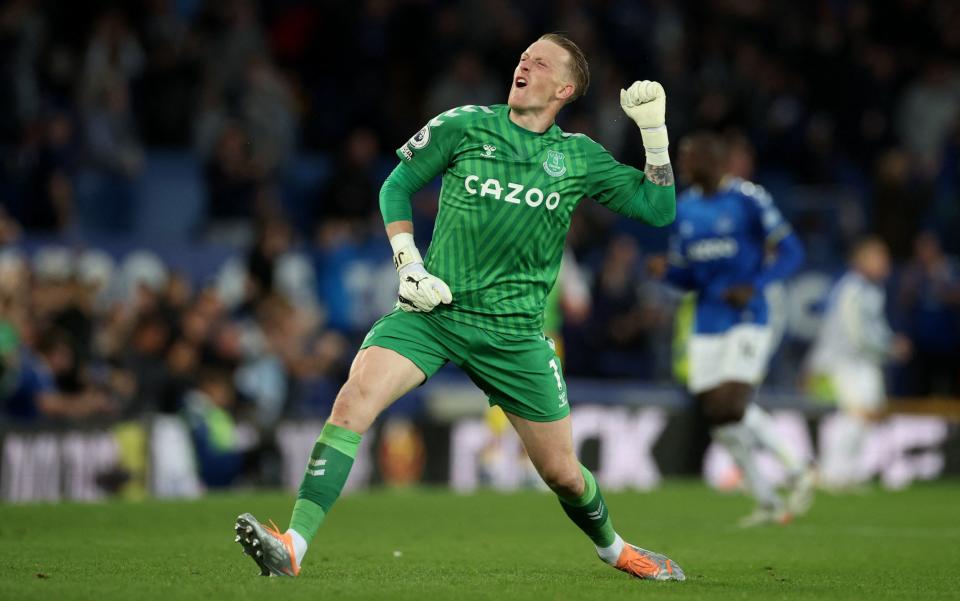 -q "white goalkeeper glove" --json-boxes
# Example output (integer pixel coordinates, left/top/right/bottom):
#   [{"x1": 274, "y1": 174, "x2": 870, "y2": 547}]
[
  {"x1": 391, "y1": 233, "x2": 452, "y2": 312},
  {"x1": 620, "y1": 80, "x2": 670, "y2": 166}
]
